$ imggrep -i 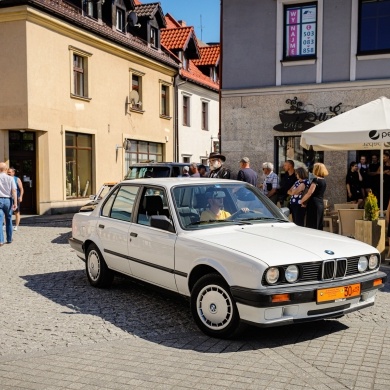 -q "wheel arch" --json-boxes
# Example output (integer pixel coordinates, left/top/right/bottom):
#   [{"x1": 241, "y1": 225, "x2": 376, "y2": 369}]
[{"x1": 188, "y1": 264, "x2": 227, "y2": 293}]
